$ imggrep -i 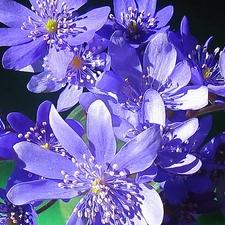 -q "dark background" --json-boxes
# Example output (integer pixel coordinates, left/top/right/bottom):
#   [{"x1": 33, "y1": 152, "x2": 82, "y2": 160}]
[{"x1": 0, "y1": 0, "x2": 225, "y2": 135}]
